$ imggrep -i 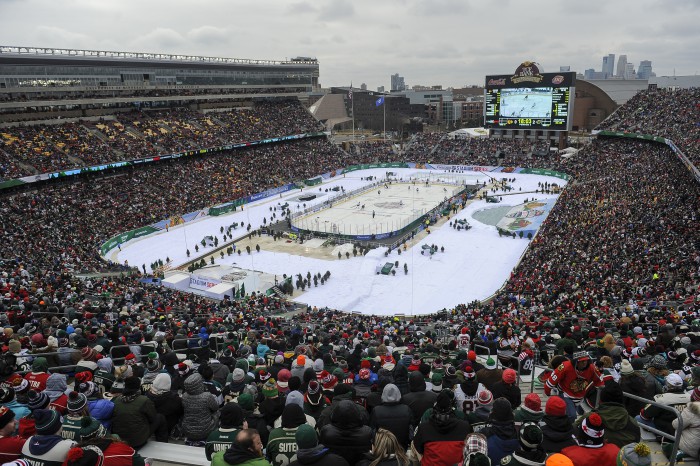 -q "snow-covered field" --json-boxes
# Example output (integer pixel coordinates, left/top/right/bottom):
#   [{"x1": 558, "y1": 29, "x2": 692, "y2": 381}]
[{"x1": 112, "y1": 168, "x2": 565, "y2": 315}]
